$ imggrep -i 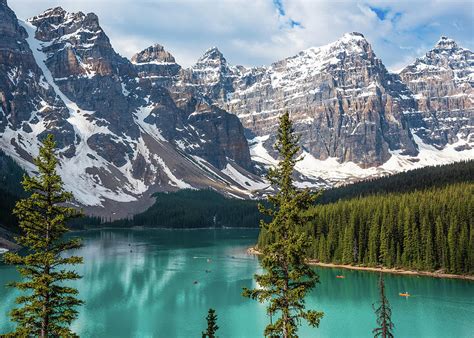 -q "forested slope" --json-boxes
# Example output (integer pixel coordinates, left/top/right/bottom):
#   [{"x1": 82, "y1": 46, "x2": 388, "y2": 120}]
[
  {"x1": 319, "y1": 160, "x2": 473, "y2": 204},
  {"x1": 0, "y1": 151, "x2": 27, "y2": 232},
  {"x1": 107, "y1": 189, "x2": 262, "y2": 228},
  {"x1": 259, "y1": 182, "x2": 473, "y2": 274}
]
